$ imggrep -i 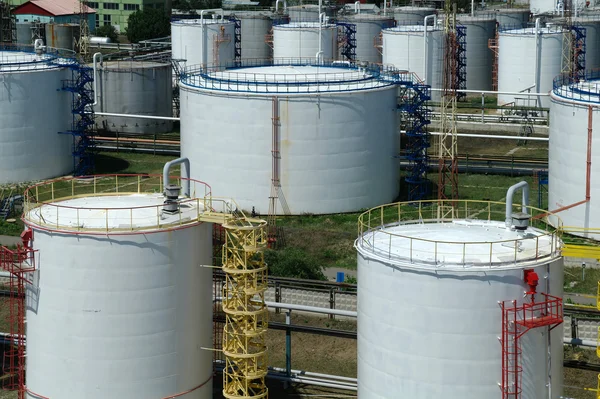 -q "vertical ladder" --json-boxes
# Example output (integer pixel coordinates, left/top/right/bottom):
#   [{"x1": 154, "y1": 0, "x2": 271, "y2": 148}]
[
  {"x1": 336, "y1": 22, "x2": 356, "y2": 61},
  {"x1": 456, "y1": 25, "x2": 467, "y2": 100},
  {"x1": 572, "y1": 25, "x2": 586, "y2": 80},
  {"x1": 1, "y1": 244, "x2": 36, "y2": 399},
  {"x1": 60, "y1": 64, "x2": 96, "y2": 176},
  {"x1": 229, "y1": 17, "x2": 241, "y2": 65},
  {"x1": 489, "y1": 25, "x2": 499, "y2": 91}
]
